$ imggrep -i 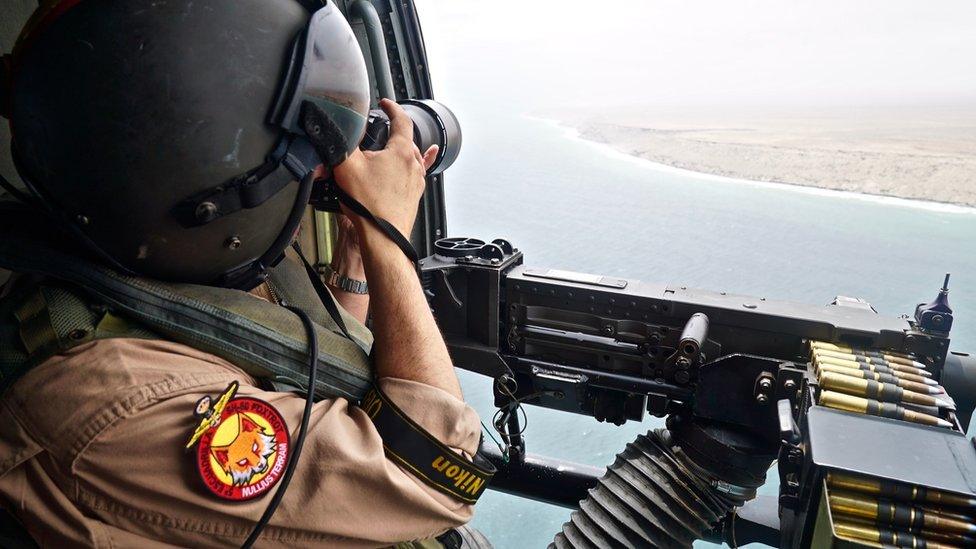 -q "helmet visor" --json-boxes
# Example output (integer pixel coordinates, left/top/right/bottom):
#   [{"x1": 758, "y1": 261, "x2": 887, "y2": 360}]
[{"x1": 270, "y1": 1, "x2": 370, "y2": 160}]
